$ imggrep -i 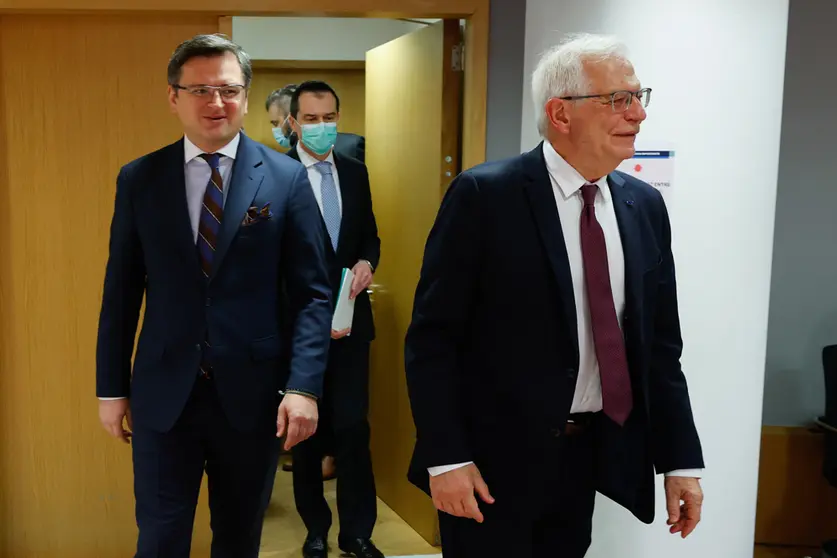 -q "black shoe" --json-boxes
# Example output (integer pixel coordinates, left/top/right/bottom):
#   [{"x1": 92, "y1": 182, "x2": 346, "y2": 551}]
[
  {"x1": 338, "y1": 538, "x2": 384, "y2": 558},
  {"x1": 302, "y1": 534, "x2": 328, "y2": 558}
]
